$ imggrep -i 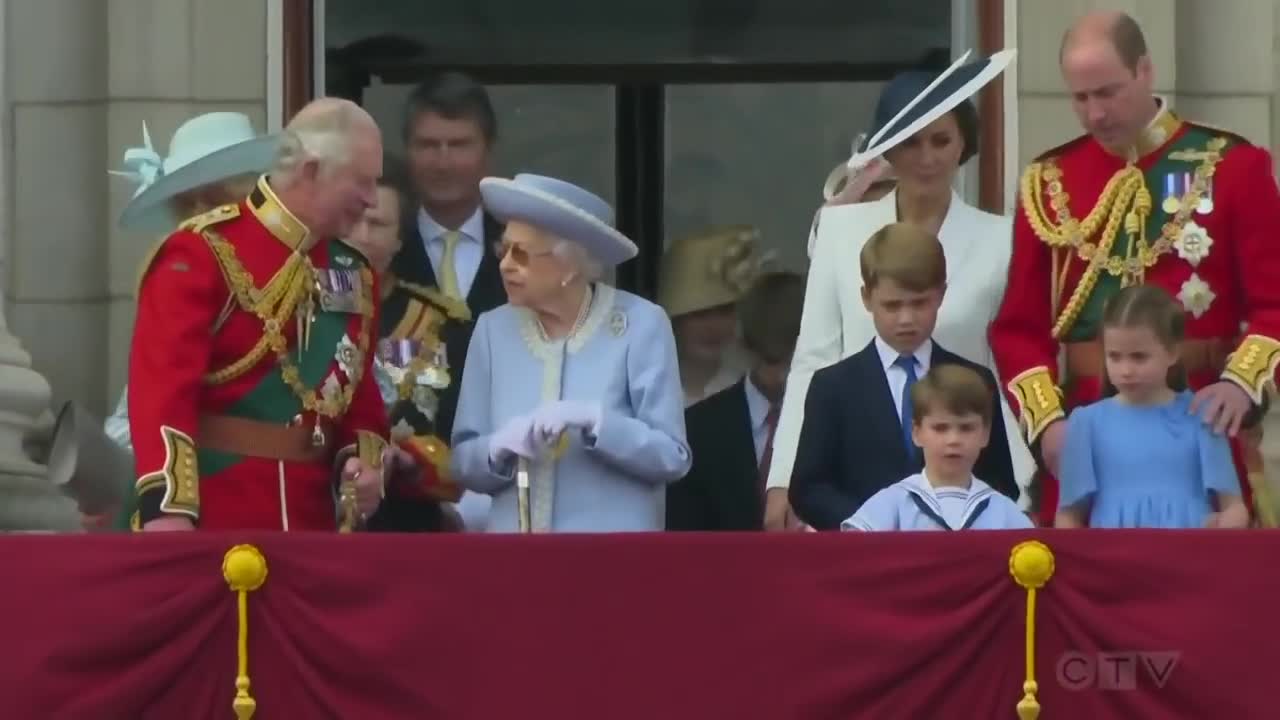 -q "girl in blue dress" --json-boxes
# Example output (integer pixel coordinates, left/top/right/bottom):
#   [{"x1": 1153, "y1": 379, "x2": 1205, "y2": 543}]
[{"x1": 1055, "y1": 286, "x2": 1249, "y2": 529}]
